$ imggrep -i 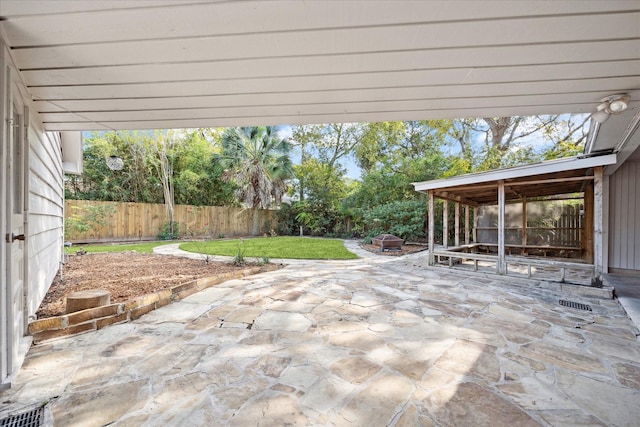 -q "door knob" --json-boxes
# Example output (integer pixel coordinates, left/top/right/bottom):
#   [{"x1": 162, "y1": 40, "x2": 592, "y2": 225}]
[{"x1": 5, "y1": 233, "x2": 25, "y2": 243}]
